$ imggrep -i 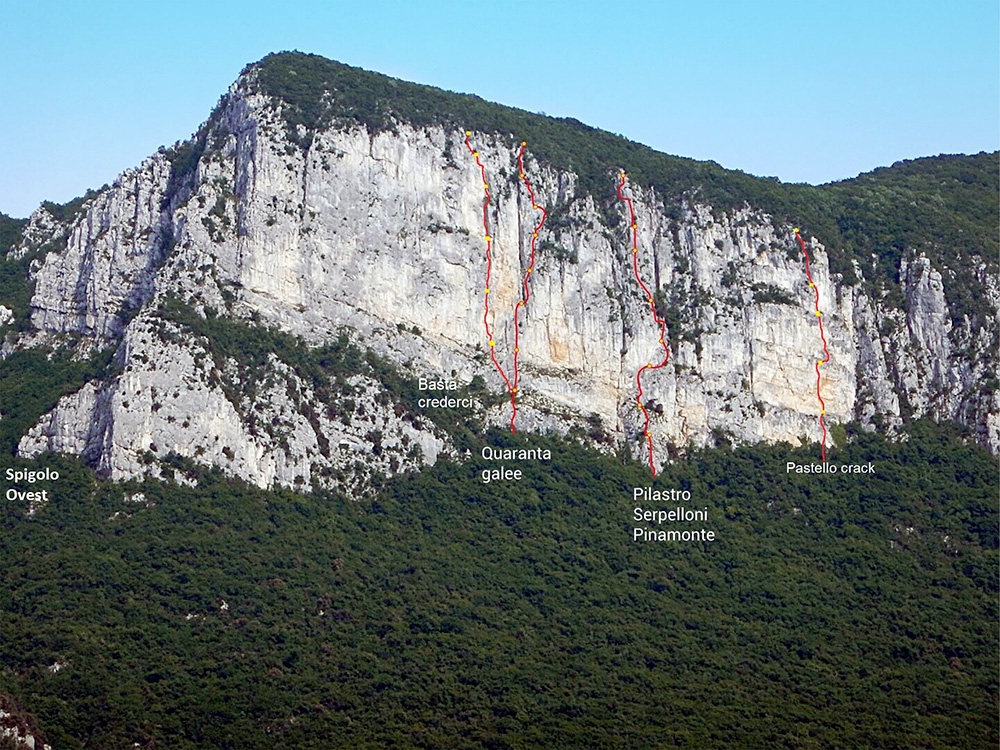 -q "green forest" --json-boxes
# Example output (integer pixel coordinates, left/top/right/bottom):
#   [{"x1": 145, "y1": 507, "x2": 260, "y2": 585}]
[{"x1": 1, "y1": 421, "x2": 996, "y2": 748}]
